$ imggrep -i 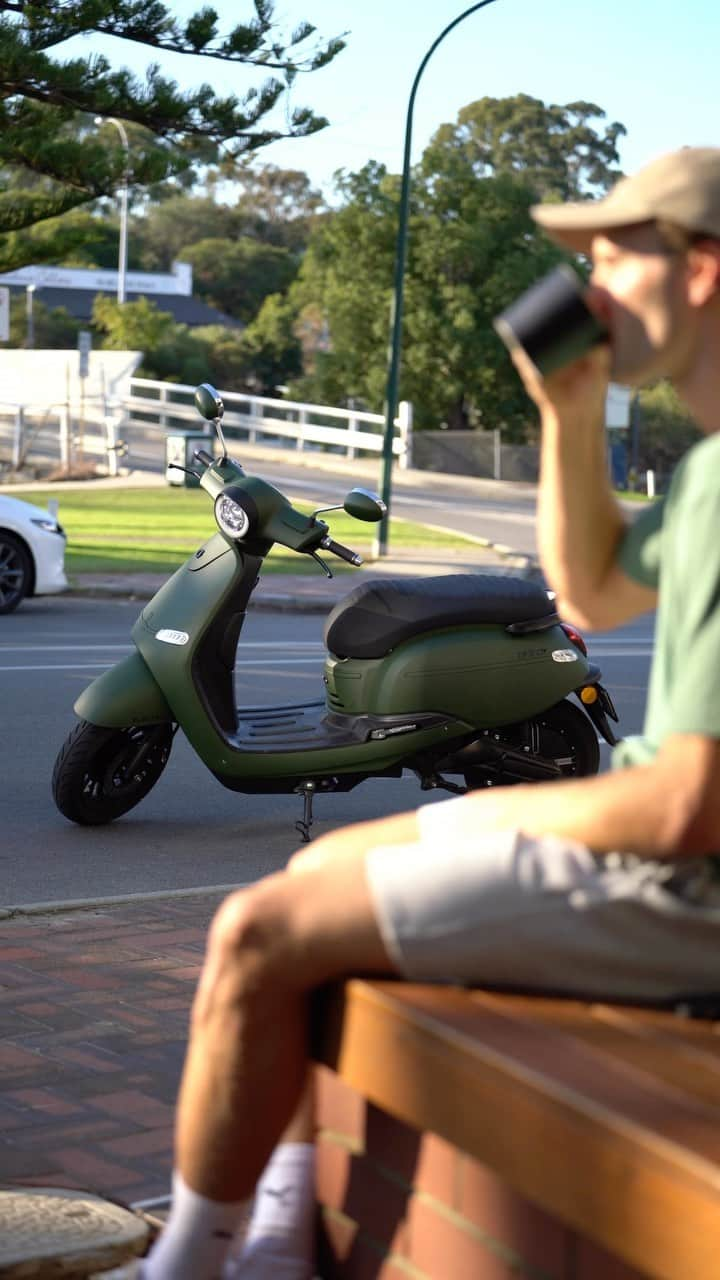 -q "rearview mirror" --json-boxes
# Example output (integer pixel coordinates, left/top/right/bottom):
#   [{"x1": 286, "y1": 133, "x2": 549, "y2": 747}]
[
  {"x1": 343, "y1": 488, "x2": 386, "y2": 522},
  {"x1": 195, "y1": 383, "x2": 224, "y2": 421}
]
